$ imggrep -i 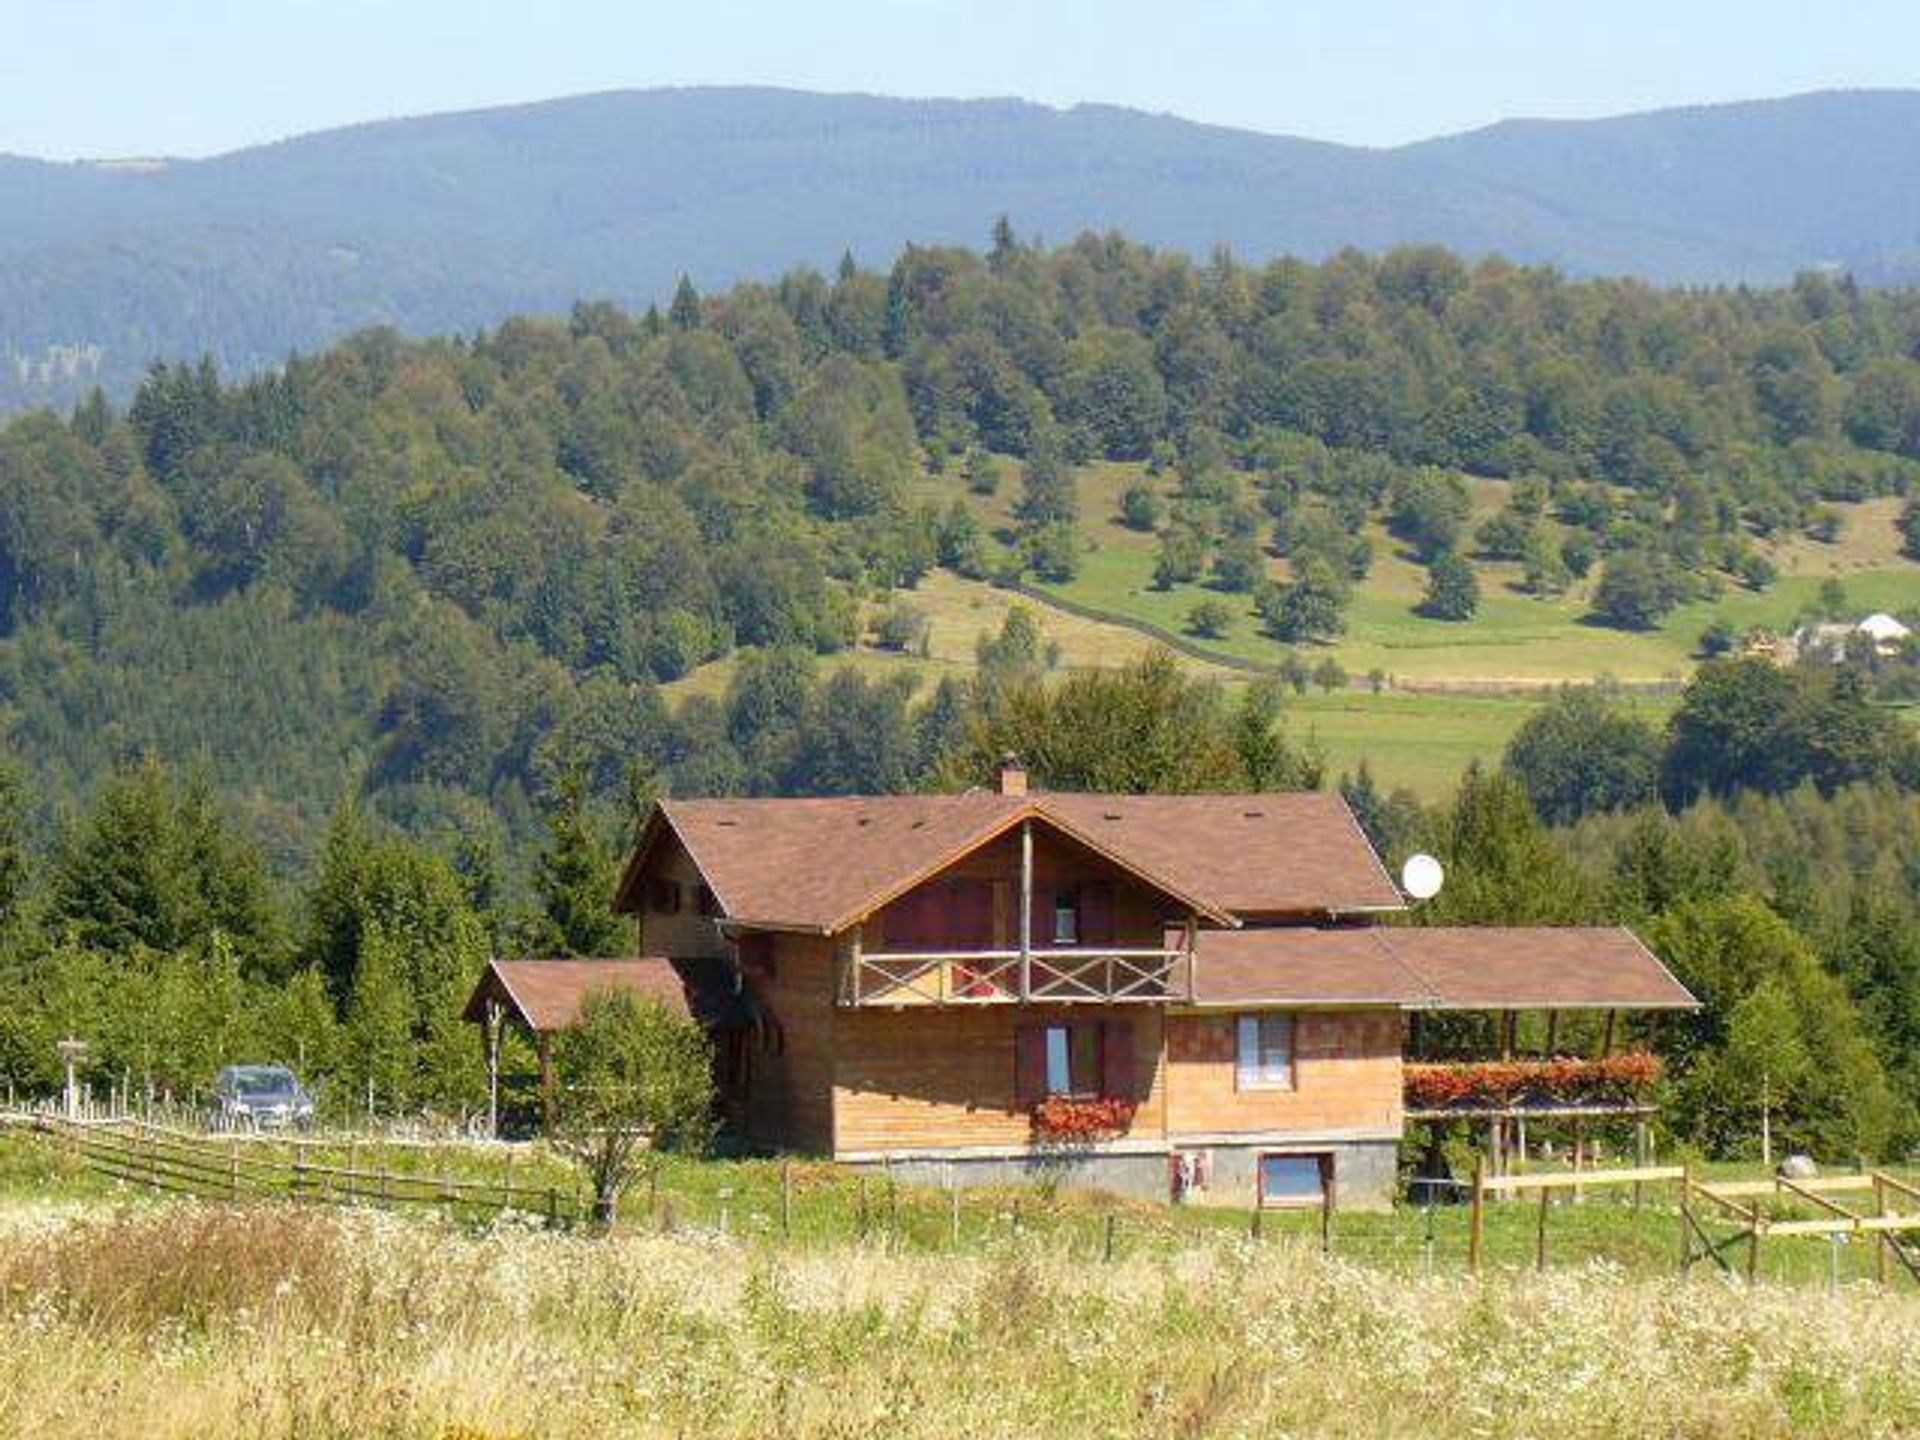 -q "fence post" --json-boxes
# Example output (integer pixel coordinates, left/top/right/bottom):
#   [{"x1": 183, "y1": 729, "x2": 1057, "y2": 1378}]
[
  {"x1": 948, "y1": 1178, "x2": 960, "y2": 1249},
  {"x1": 1677, "y1": 1164, "x2": 1693, "y2": 1275},
  {"x1": 1468, "y1": 1155, "x2": 1485, "y2": 1275},
  {"x1": 1104, "y1": 1212, "x2": 1116, "y2": 1263},
  {"x1": 1536, "y1": 1183, "x2": 1551, "y2": 1271},
  {"x1": 1320, "y1": 1179, "x2": 1333, "y2": 1257},
  {"x1": 229, "y1": 1140, "x2": 240, "y2": 1201},
  {"x1": 1747, "y1": 1217, "x2": 1761, "y2": 1286},
  {"x1": 780, "y1": 1161, "x2": 793, "y2": 1241},
  {"x1": 546, "y1": 1185, "x2": 559, "y2": 1230},
  {"x1": 1875, "y1": 1175, "x2": 1889, "y2": 1286},
  {"x1": 1250, "y1": 1195, "x2": 1263, "y2": 1240}
]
